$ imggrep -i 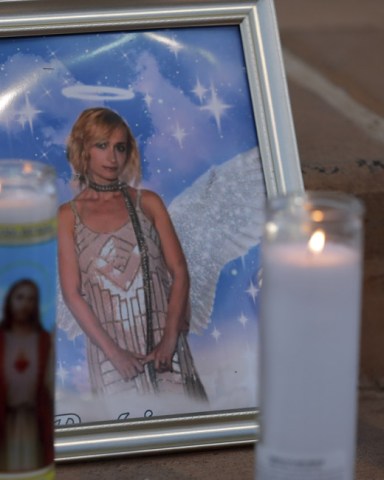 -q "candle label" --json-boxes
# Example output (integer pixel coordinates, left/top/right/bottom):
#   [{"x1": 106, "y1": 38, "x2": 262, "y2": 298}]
[
  {"x1": 256, "y1": 446, "x2": 347, "y2": 480},
  {"x1": 0, "y1": 220, "x2": 56, "y2": 478},
  {"x1": 0, "y1": 219, "x2": 57, "y2": 245}
]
